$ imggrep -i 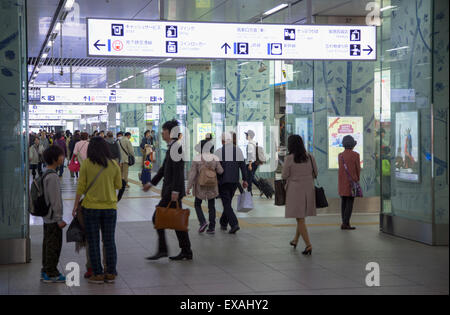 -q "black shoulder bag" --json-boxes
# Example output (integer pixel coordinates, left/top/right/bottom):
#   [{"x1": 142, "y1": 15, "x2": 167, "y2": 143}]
[
  {"x1": 310, "y1": 155, "x2": 328, "y2": 209},
  {"x1": 119, "y1": 140, "x2": 135, "y2": 166}
]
